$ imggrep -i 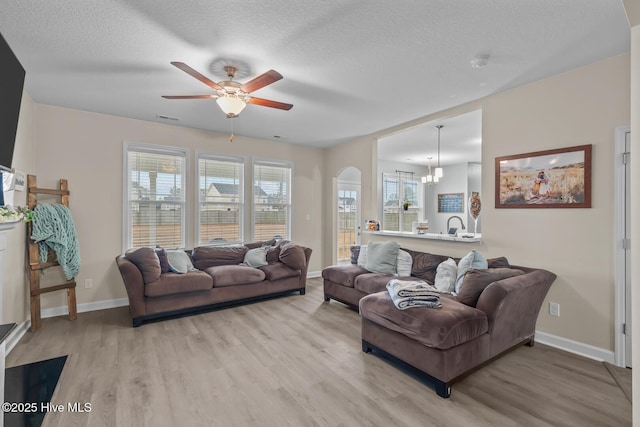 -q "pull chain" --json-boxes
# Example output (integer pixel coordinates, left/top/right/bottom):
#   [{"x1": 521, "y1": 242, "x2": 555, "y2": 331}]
[{"x1": 230, "y1": 117, "x2": 234, "y2": 143}]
